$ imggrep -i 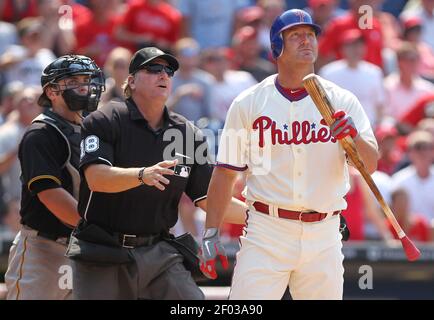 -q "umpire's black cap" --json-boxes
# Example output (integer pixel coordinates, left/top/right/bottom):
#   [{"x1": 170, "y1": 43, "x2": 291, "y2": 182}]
[{"x1": 129, "y1": 47, "x2": 179, "y2": 74}]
